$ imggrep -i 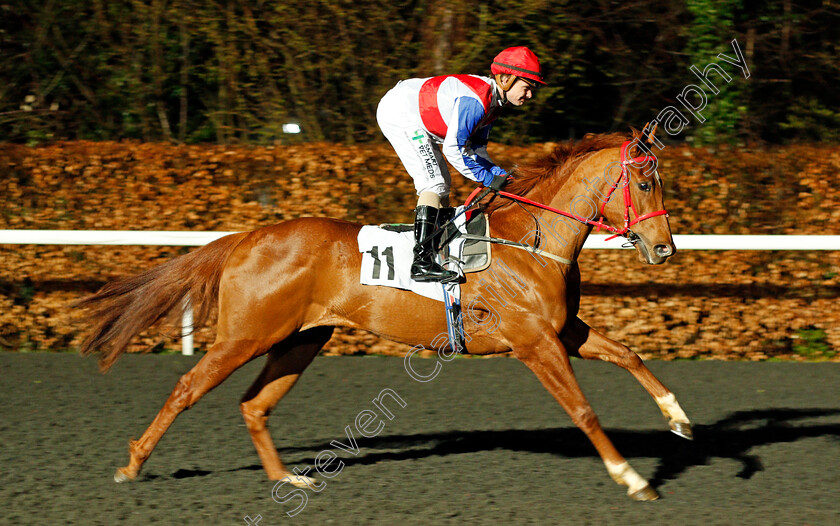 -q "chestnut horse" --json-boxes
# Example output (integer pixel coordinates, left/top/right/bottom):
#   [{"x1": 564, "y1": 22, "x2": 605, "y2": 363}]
[{"x1": 77, "y1": 129, "x2": 691, "y2": 501}]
